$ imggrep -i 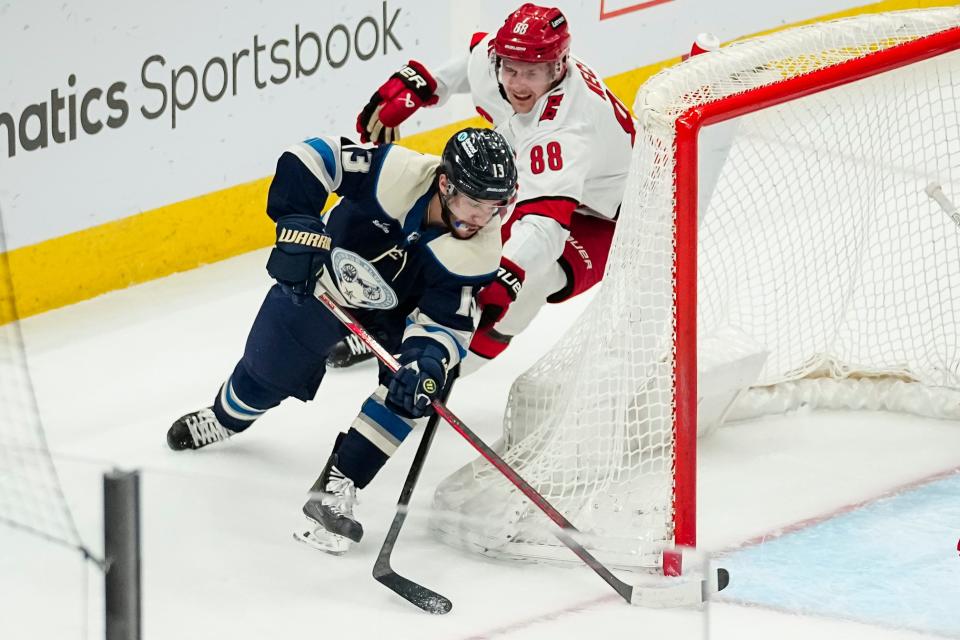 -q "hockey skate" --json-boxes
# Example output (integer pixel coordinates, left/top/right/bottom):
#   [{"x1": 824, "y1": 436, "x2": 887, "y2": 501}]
[
  {"x1": 326, "y1": 334, "x2": 375, "y2": 368},
  {"x1": 166, "y1": 407, "x2": 235, "y2": 451},
  {"x1": 294, "y1": 453, "x2": 364, "y2": 555}
]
